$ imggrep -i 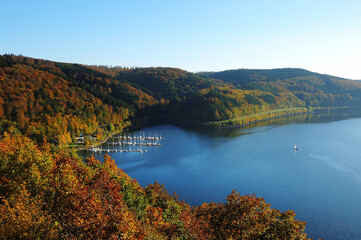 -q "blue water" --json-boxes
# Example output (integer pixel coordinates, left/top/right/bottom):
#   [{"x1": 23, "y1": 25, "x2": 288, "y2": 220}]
[{"x1": 80, "y1": 113, "x2": 361, "y2": 239}]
